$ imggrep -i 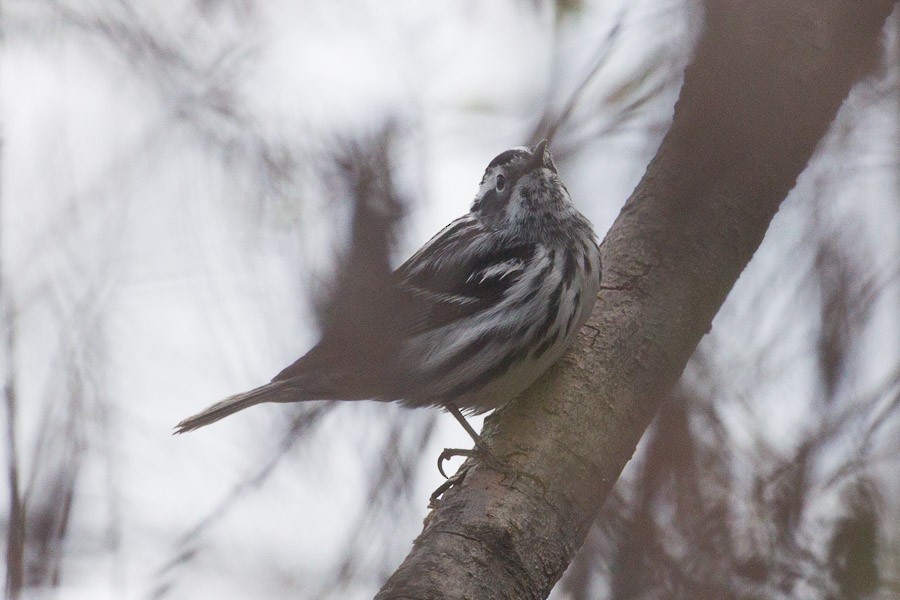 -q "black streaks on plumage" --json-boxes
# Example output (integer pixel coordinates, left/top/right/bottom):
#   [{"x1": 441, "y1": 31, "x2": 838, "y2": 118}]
[
  {"x1": 565, "y1": 290, "x2": 581, "y2": 336},
  {"x1": 486, "y1": 148, "x2": 529, "y2": 172},
  {"x1": 446, "y1": 344, "x2": 530, "y2": 399},
  {"x1": 398, "y1": 218, "x2": 480, "y2": 277},
  {"x1": 532, "y1": 282, "x2": 562, "y2": 346},
  {"x1": 511, "y1": 252, "x2": 553, "y2": 308},
  {"x1": 441, "y1": 217, "x2": 477, "y2": 243},
  {"x1": 465, "y1": 243, "x2": 536, "y2": 296},
  {"x1": 426, "y1": 331, "x2": 493, "y2": 382},
  {"x1": 398, "y1": 237, "x2": 537, "y2": 334},
  {"x1": 563, "y1": 250, "x2": 577, "y2": 283},
  {"x1": 532, "y1": 329, "x2": 560, "y2": 360},
  {"x1": 477, "y1": 188, "x2": 507, "y2": 216}
]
